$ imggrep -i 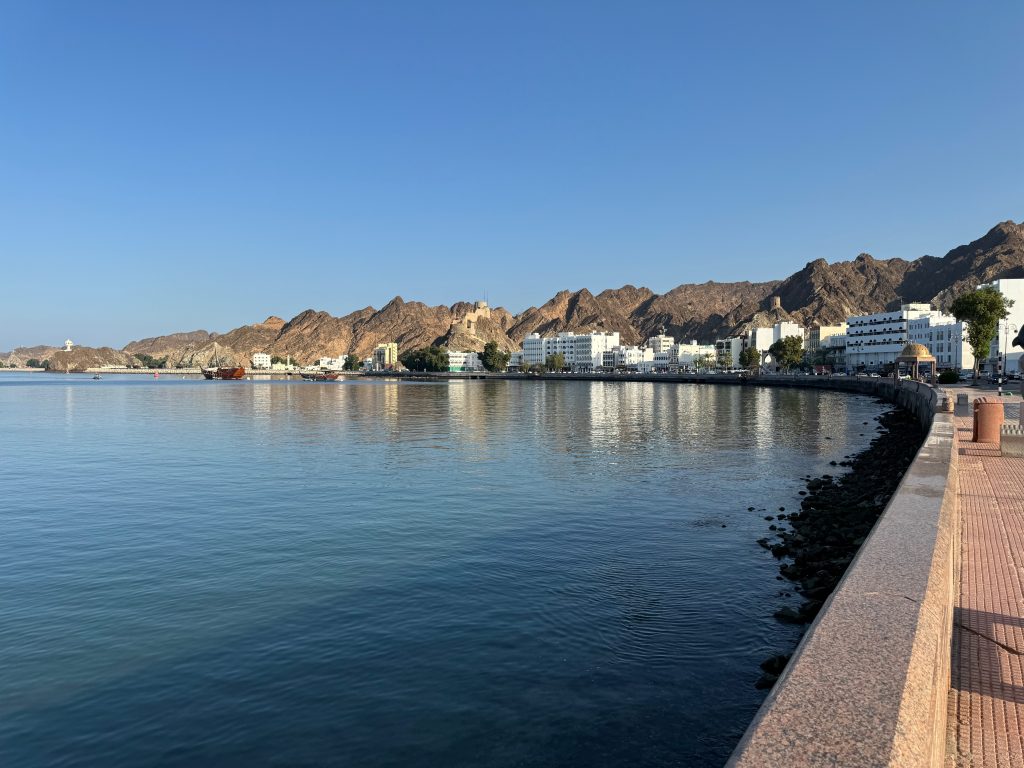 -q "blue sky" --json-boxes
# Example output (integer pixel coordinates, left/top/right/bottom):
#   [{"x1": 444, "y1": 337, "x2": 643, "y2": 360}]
[{"x1": 1, "y1": 1, "x2": 1022, "y2": 349}]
